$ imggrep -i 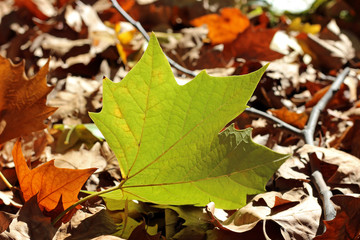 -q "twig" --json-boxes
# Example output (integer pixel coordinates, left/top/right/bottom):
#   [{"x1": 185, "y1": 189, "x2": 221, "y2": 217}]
[
  {"x1": 110, "y1": 0, "x2": 196, "y2": 77},
  {"x1": 303, "y1": 67, "x2": 349, "y2": 221},
  {"x1": 245, "y1": 107, "x2": 303, "y2": 134},
  {"x1": 304, "y1": 68, "x2": 350, "y2": 145}
]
